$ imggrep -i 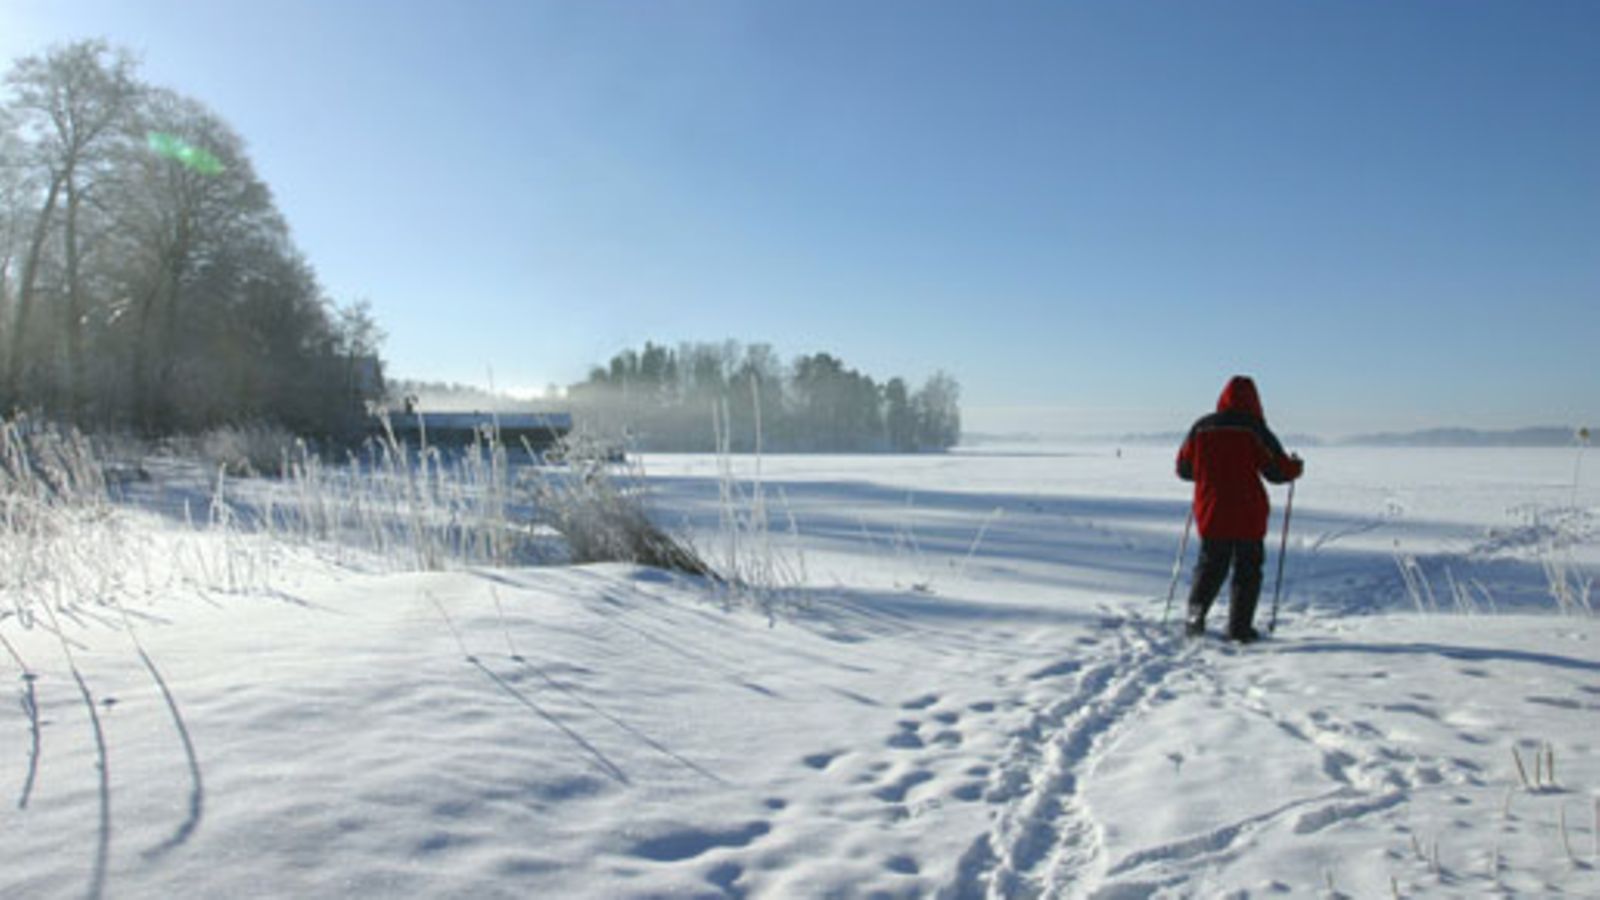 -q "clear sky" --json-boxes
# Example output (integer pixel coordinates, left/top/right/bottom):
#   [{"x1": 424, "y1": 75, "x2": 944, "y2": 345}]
[{"x1": 4, "y1": 1, "x2": 1597, "y2": 437}]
